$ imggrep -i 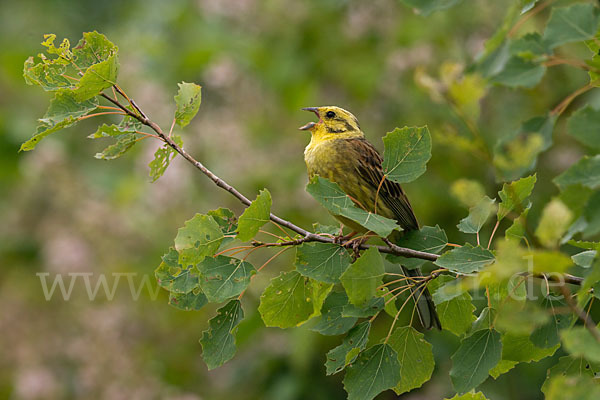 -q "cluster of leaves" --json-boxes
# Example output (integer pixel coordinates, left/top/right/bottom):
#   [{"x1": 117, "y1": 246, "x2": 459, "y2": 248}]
[
  {"x1": 21, "y1": 31, "x2": 200, "y2": 182},
  {"x1": 21, "y1": 3, "x2": 600, "y2": 396}
]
